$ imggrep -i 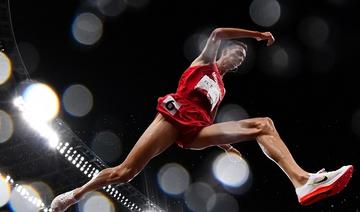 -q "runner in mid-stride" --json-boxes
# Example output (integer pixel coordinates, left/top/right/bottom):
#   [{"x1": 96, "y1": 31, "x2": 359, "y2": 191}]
[{"x1": 51, "y1": 27, "x2": 353, "y2": 211}]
